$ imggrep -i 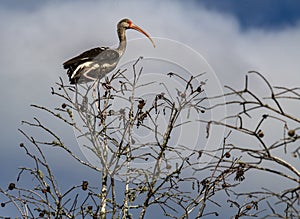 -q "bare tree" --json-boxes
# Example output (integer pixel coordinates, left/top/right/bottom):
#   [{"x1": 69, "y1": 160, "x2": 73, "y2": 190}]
[
  {"x1": 200, "y1": 71, "x2": 300, "y2": 218},
  {"x1": 1, "y1": 60, "x2": 299, "y2": 218}
]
